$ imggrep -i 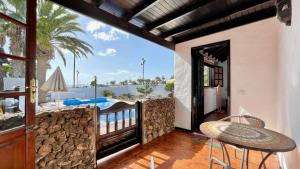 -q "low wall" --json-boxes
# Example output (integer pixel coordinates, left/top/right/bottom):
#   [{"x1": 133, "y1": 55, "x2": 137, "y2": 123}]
[
  {"x1": 49, "y1": 84, "x2": 169, "y2": 101},
  {"x1": 35, "y1": 98, "x2": 175, "y2": 167},
  {"x1": 142, "y1": 97, "x2": 175, "y2": 144},
  {"x1": 35, "y1": 107, "x2": 96, "y2": 169}
]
